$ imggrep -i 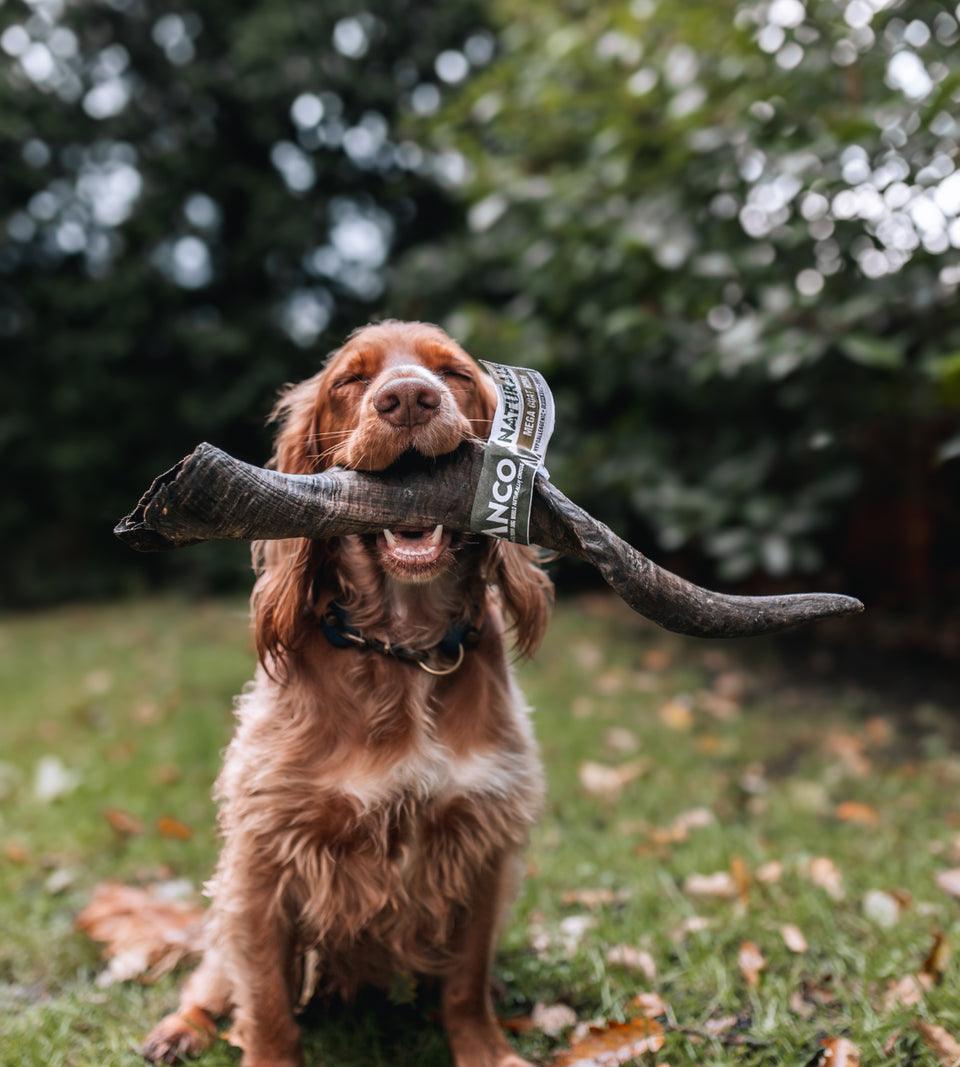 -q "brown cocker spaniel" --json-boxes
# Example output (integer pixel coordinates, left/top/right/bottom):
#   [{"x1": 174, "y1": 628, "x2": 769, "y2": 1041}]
[{"x1": 143, "y1": 321, "x2": 552, "y2": 1067}]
